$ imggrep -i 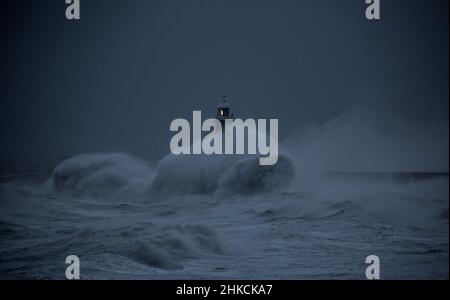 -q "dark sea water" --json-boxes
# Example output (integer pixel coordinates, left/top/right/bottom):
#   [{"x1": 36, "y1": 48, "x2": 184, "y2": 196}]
[{"x1": 0, "y1": 154, "x2": 448, "y2": 279}]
